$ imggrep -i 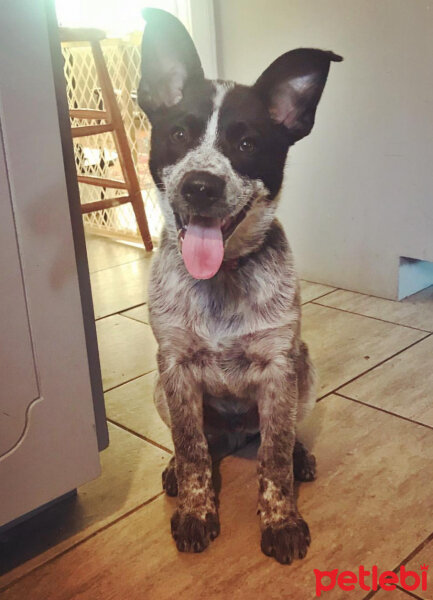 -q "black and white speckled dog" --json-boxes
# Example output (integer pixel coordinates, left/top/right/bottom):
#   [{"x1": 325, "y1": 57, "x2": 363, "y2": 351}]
[{"x1": 138, "y1": 8, "x2": 341, "y2": 564}]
